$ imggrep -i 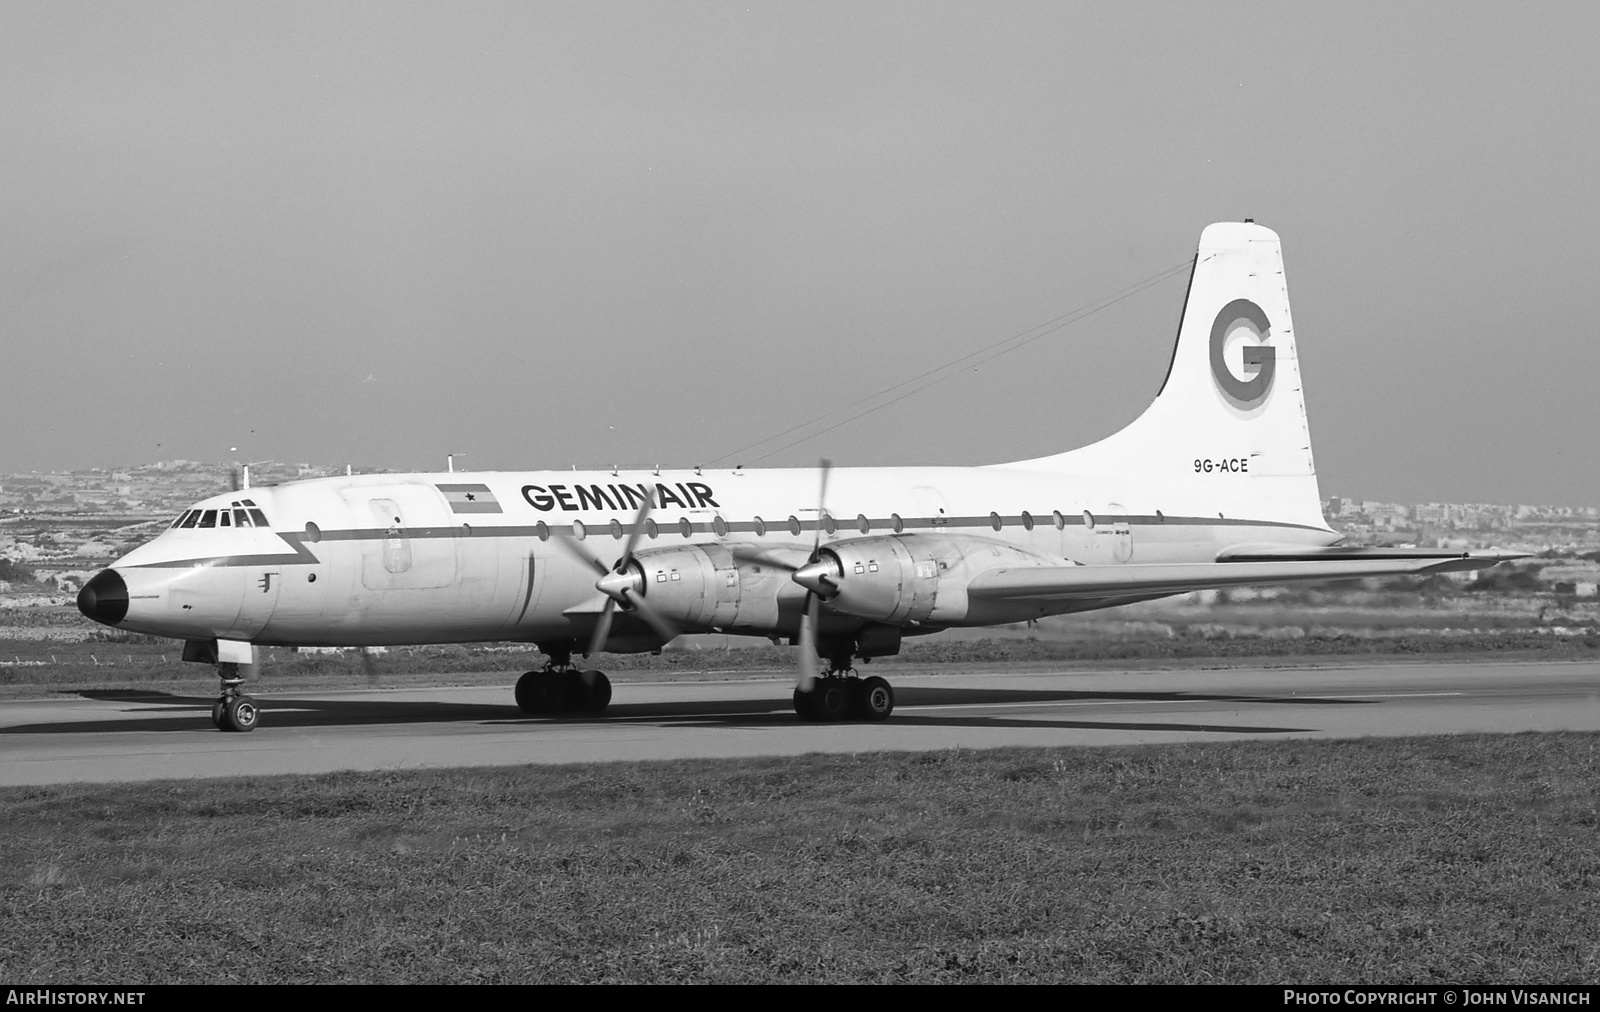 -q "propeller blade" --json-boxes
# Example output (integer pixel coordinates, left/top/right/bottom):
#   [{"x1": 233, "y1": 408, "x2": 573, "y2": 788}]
[
  {"x1": 795, "y1": 591, "x2": 820, "y2": 692},
  {"x1": 616, "y1": 489, "x2": 654, "y2": 570},
  {"x1": 547, "y1": 530, "x2": 610, "y2": 576},
  {"x1": 557, "y1": 488, "x2": 655, "y2": 586},
  {"x1": 793, "y1": 457, "x2": 832, "y2": 694},
  {"x1": 585, "y1": 598, "x2": 617, "y2": 658},
  {"x1": 360, "y1": 646, "x2": 382, "y2": 682},
  {"x1": 623, "y1": 588, "x2": 679, "y2": 644},
  {"x1": 810, "y1": 458, "x2": 833, "y2": 560}
]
